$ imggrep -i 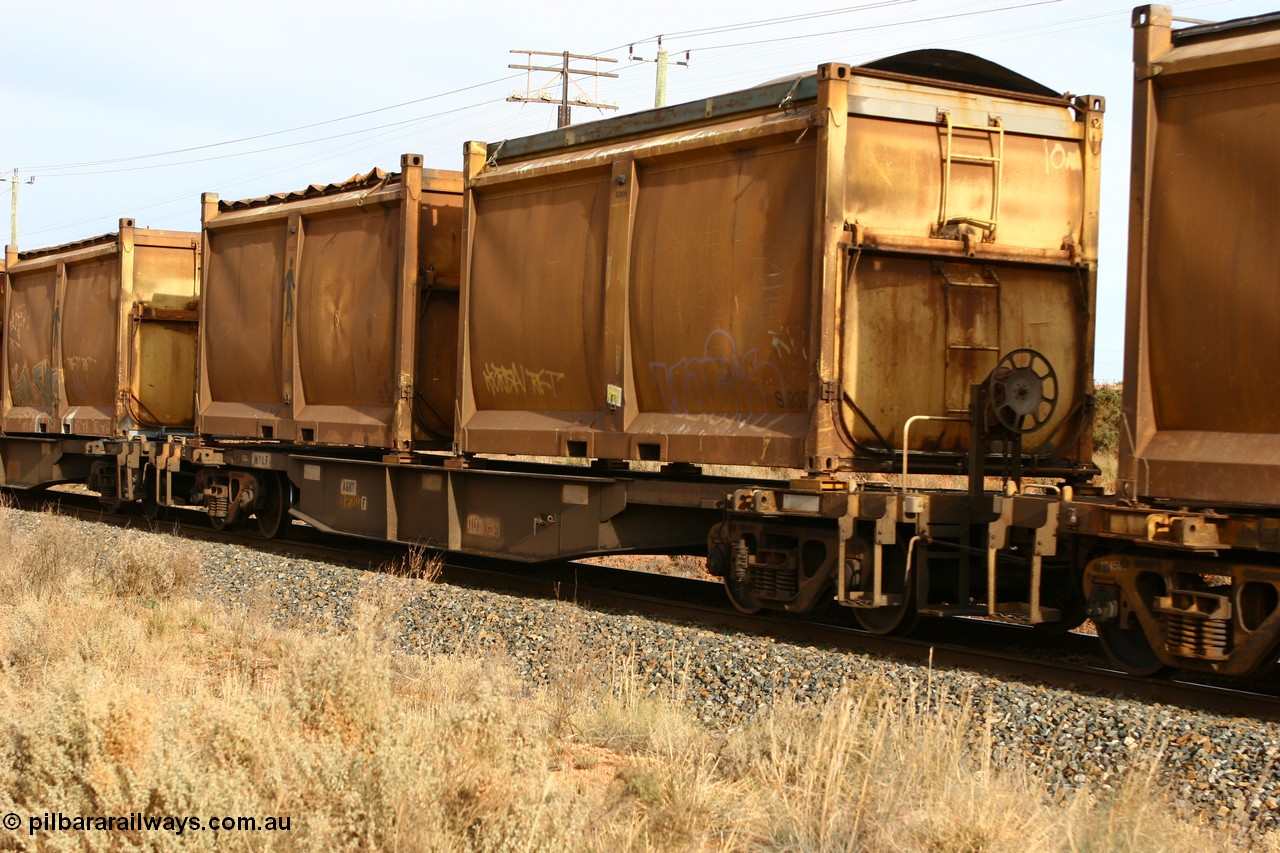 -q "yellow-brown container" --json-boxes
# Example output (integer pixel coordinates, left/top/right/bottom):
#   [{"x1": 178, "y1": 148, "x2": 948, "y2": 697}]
[
  {"x1": 1, "y1": 222, "x2": 200, "y2": 436},
  {"x1": 198, "y1": 155, "x2": 462, "y2": 448},
  {"x1": 1121, "y1": 6, "x2": 1280, "y2": 506},
  {"x1": 459, "y1": 54, "x2": 1102, "y2": 472}
]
